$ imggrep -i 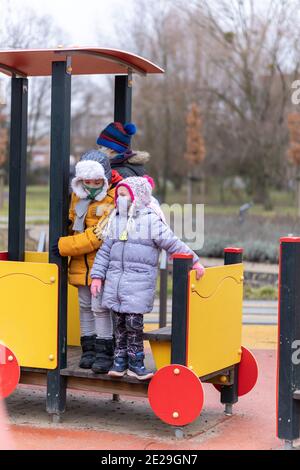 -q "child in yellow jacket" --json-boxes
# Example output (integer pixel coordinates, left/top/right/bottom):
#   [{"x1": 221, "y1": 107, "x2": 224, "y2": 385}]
[{"x1": 56, "y1": 149, "x2": 122, "y2": 373}]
